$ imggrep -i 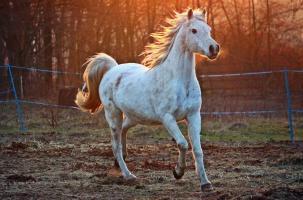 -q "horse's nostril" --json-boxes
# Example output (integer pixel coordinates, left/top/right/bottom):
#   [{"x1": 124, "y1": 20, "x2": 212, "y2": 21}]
[
  {"x1": 209, "y1": 45, "x2": 215, "y2": 54},
  {"x1": 216, "y1": 45, "x2": 220, "y2": 53}
]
